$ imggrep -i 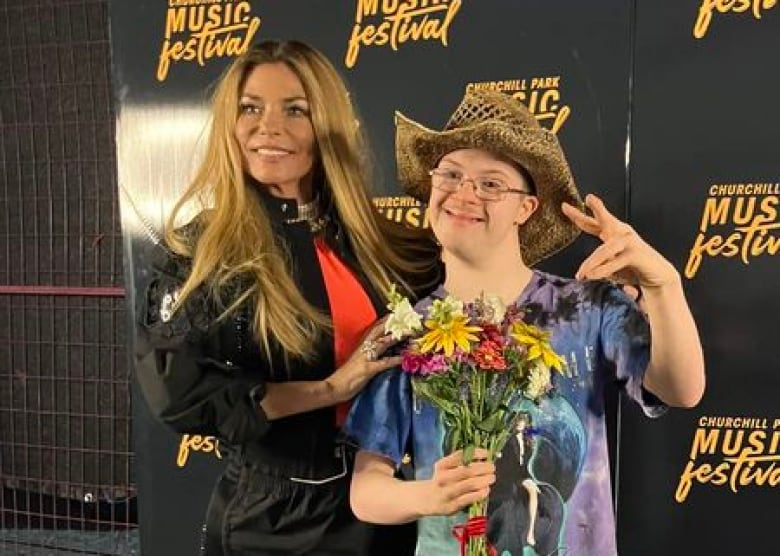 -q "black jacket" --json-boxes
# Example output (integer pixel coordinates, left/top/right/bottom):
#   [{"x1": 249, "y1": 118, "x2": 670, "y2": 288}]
[
  {"x1": 137, "y1": 193, "x2": 400, "y2": 475},
  {"x1": 135, "y1": 189, "x2": 440, "y2": 553}
]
